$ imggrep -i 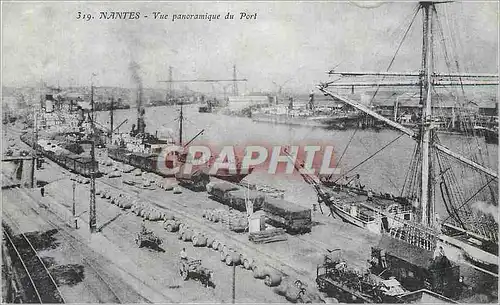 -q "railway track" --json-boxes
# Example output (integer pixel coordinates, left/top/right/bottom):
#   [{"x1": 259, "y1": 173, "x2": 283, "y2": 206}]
[
  {"x1": 8, "y1": 187, "x2": 159, "y2": 303},
  {"x1": 2, "y1": 215, "x2": 65, "y2": 304}
]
